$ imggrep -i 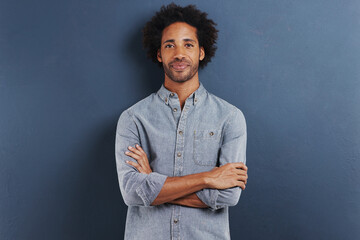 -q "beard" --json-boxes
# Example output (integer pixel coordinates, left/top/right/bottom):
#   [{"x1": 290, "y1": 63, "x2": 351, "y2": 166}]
[{"x1": 163, "y1": 59, "x2": 199, "y2": 83}]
